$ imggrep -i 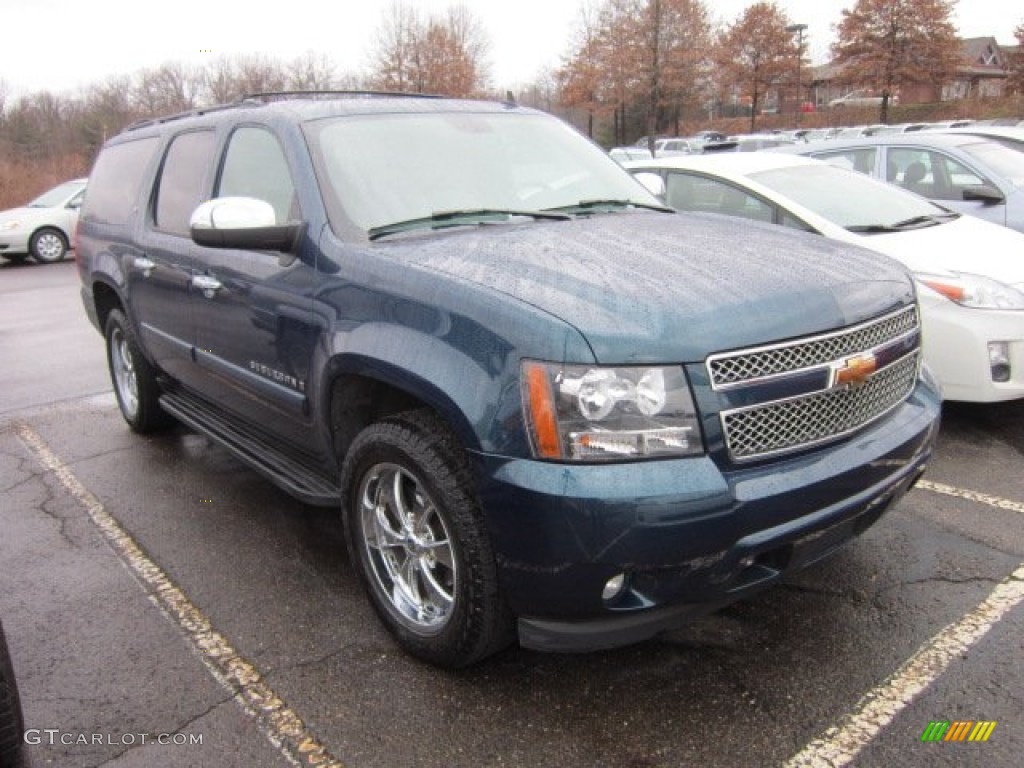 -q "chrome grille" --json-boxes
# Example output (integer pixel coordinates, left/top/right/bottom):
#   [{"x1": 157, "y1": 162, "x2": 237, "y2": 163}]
[
  {"x1": 708, "y1": 305, "x2": 918, "y2": 388},
  {"x1": 722, "y1": 351, "x2": 919, "y2": 462}
]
